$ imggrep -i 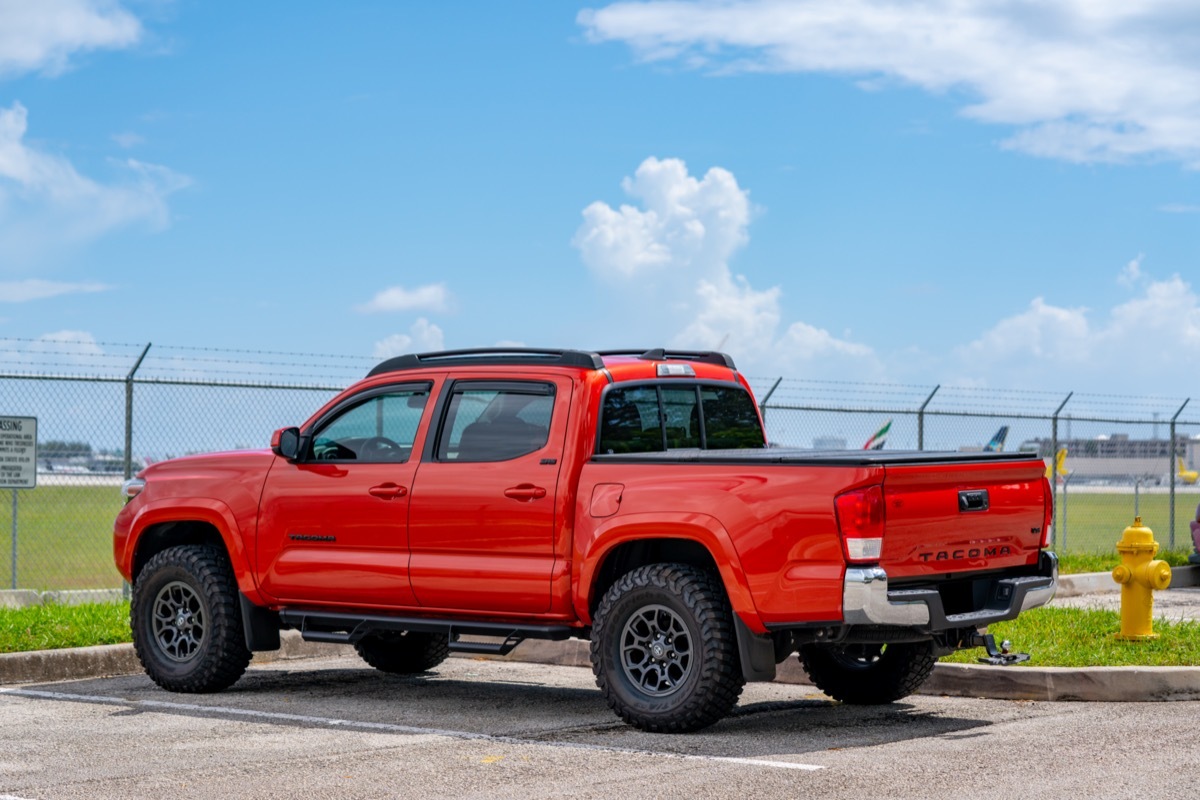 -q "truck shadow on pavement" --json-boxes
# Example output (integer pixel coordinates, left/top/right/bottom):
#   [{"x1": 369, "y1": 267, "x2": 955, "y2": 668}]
[{"x1": 23, "y1": 661, "x2": 994, "y2": 763}]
